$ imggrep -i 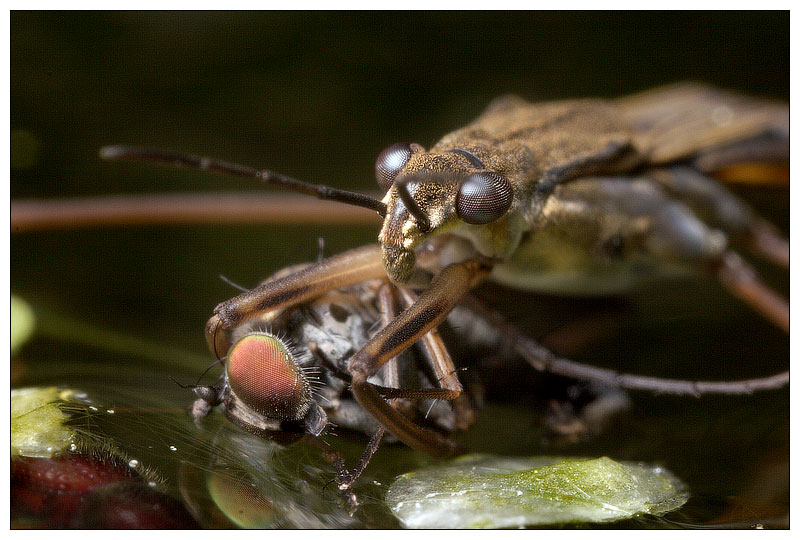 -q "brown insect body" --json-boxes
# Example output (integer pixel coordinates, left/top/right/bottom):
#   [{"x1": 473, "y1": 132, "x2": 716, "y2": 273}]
[{"x1": 380, "y1": 84, "x2": 787, "y2": 294}]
